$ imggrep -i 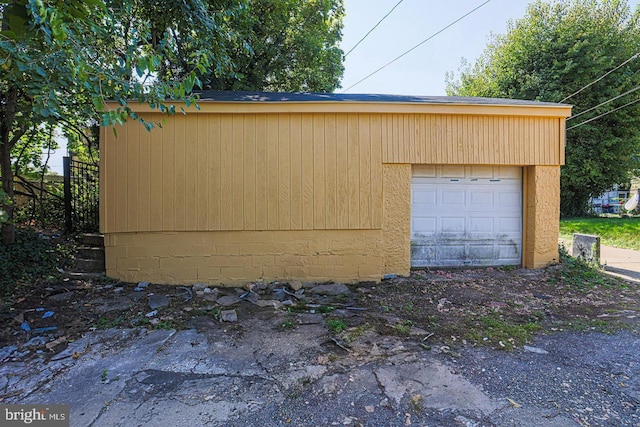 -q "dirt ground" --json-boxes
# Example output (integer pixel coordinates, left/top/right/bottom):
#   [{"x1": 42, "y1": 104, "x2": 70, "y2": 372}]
[{"x1": 2, "y1": 253, "x2": 639, "y2": 358}]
